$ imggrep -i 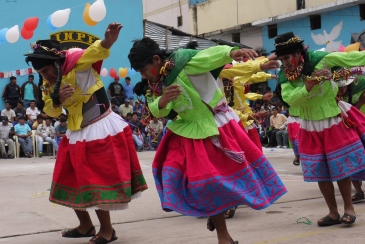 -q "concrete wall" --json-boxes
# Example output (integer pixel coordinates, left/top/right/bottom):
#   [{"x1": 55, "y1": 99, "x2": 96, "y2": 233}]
[
  {"x1": 261, "y1": 5, "x2": 363, "y2": 53},
  {"x1": 0, "y1": 0, "x2": 143, "y2": 109},
  {"x1": 143, "y1": 0, "x2": 190, "y2": 33}
]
